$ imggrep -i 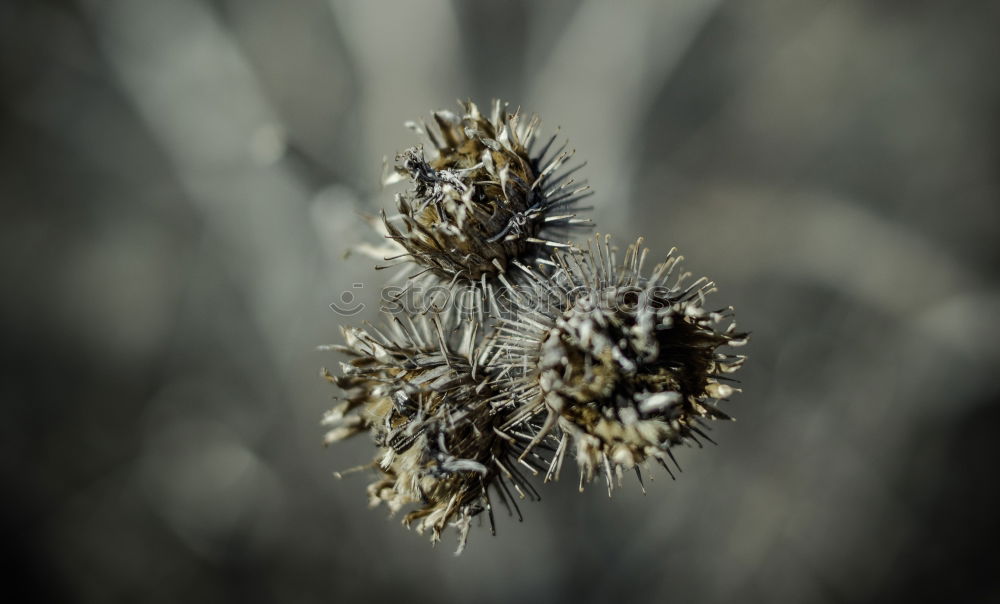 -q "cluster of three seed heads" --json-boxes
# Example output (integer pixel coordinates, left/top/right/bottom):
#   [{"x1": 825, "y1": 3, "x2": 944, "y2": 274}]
[{"x1": 322, "y1": 100, "x2": 746, "y2": 553}]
